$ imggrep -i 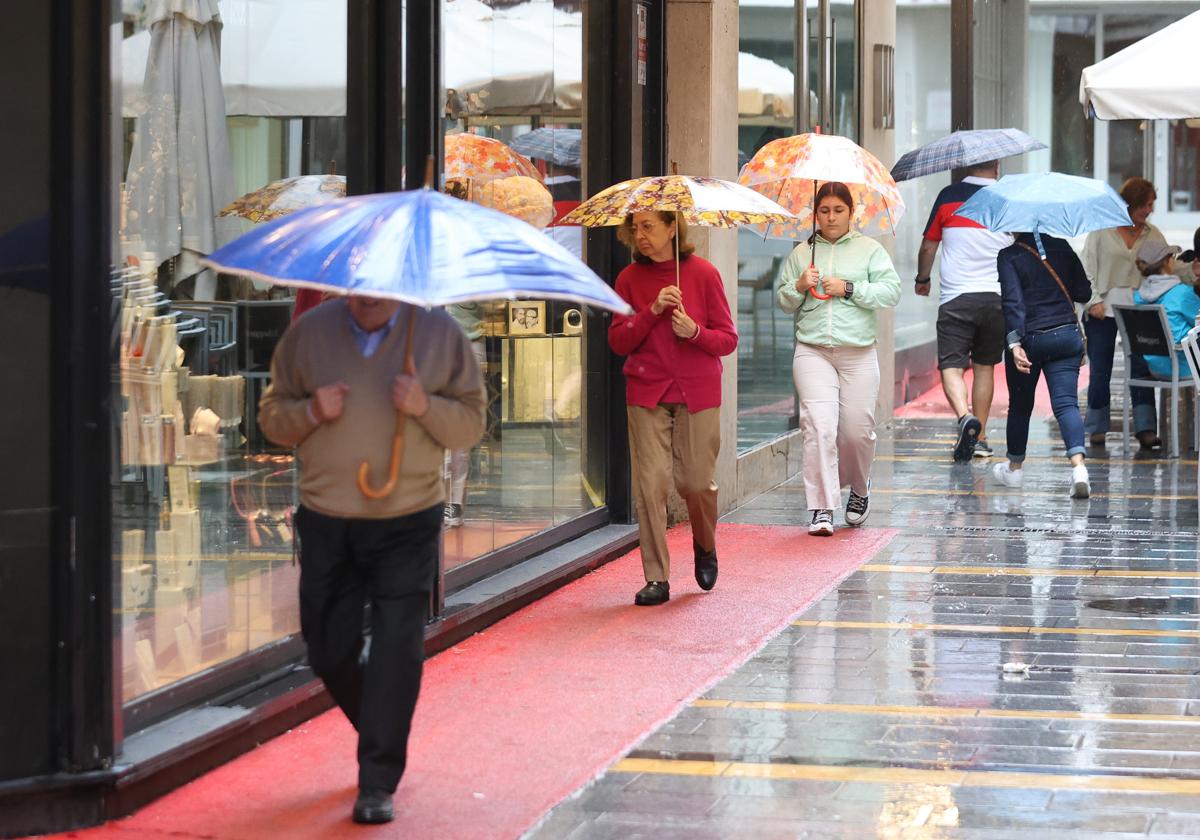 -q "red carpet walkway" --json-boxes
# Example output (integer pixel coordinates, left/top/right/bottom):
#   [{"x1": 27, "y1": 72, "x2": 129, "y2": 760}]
[
  {"x1": 55, "y1": 523, "x2": 894, "y2": 840},
  {"x1": 894, "y1": 364, "x2": 1084, "y2": 421}
]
